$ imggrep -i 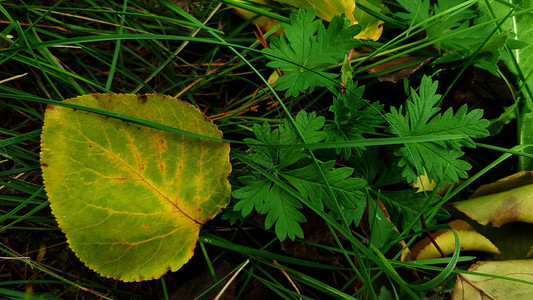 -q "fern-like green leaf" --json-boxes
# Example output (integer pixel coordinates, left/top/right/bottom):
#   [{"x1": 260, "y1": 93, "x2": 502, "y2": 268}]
[
  {"x1": 262, "y1": 184, "x2": 306, "y2": 241},
  {"x1": 263, "y1": 8, "x2": 361, "y2": 97},
  {"x1": 232, "y1": 174, "x2": 306, "y2": 241},
  {"x1": 386, "y1": 76, "x2": 489, "y2": 186},
  {"x1": 283, "y1": 160, "x2": 366, "y2": 225},
  {"x1": 326, "y1": 82, "x2": 385, "y2": 159},
  {"x1": 232, "y1": 111, "x2": 327, "y2": 241}
]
